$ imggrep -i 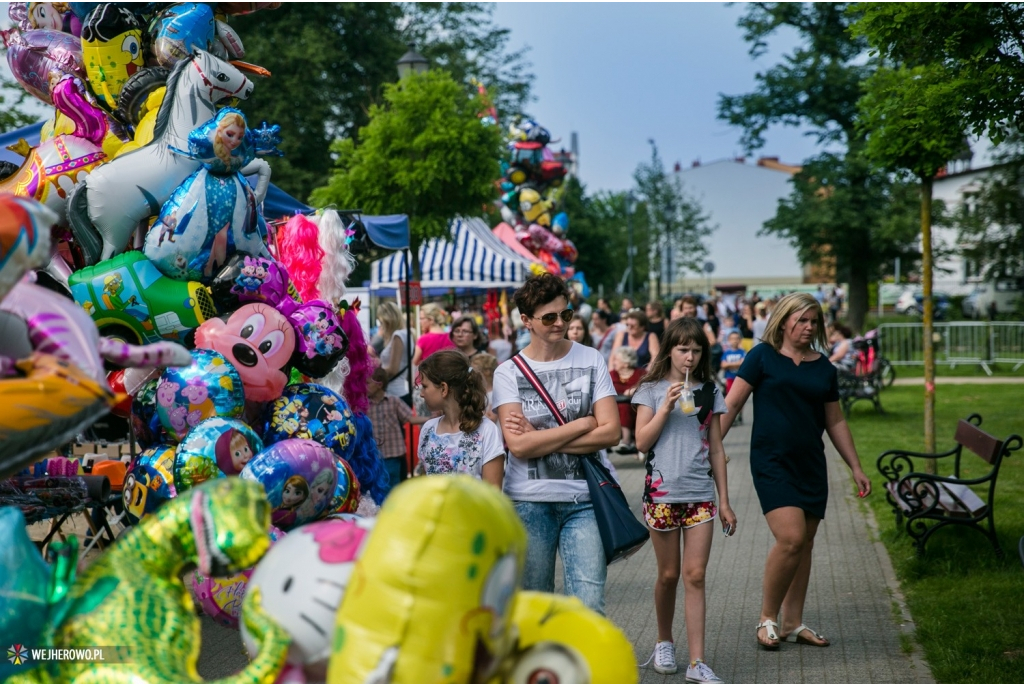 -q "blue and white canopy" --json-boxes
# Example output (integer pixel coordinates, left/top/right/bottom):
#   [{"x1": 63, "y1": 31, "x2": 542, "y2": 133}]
[{"x1": 371, "y1": 217, "x2": 537, "y2": 290}]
